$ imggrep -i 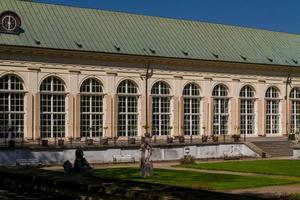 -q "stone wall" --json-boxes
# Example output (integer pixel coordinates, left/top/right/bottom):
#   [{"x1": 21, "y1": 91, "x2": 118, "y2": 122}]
[{"x1": 0, "y1": 143, "x2": 259, "y2": 166}]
